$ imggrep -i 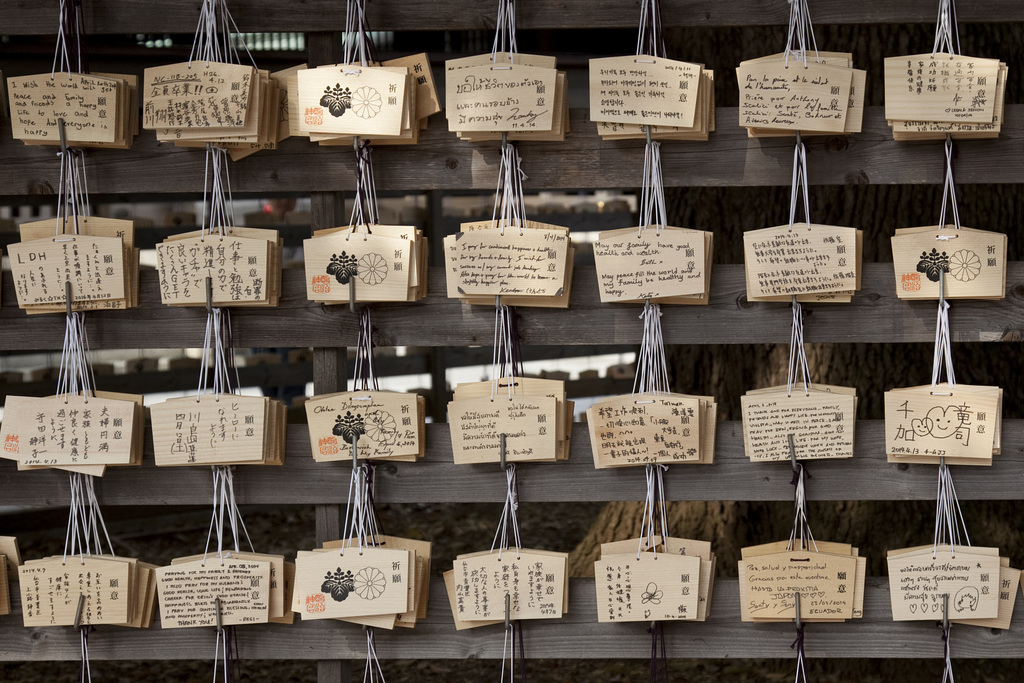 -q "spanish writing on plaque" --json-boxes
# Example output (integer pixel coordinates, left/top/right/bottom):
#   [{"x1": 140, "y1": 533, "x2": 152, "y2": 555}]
[
  {"x1": 743, "y1": 224, "x2": 859, "y2": 299},
  {"x1": 589, "y1": 55, "x2": 702, "y2": 128},
  {"x1": 884, "y1": 53, "x2": 1001, "y2": 125},
  {"x1": 891, "y1": 226, "x2": 1007, "y2": 300},
  {"x1": 143, "y1": 62, "x2": 255, "y2": 129},
  {"x1": 155, "y1": 557, "x2": 271, "y2": 628},
  {"x1": 740, "y1": 385, "x2": 857, "y2": 461},
  {"x1": 887, "y1": 545, "x2": 1000, "y2": 621},
  {"x1": 736, "y1": 59, "x2": 852, "y2": 133},
  {"x1": 305, "y1": 390, "x2": 424, "y2": 462},
  {"x1": 884, "y1": 383, "x2": 1001, "y2": 464},
  {"x1": 592, "y1": 227, "x2": 709, "y2": 302}
]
